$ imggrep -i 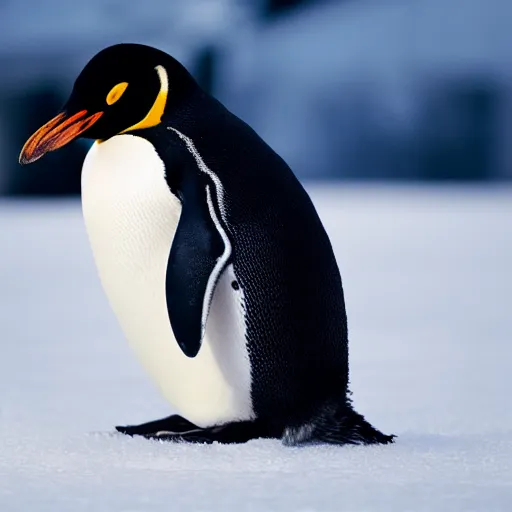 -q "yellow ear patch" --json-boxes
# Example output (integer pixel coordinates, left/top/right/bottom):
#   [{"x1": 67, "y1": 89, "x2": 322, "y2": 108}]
[
  {"x1": 120, "y1": 65, "x2": 168, "y2": 134},
  {"x1": 106, "y1": 82, "x2": 128, "y2": 105}
]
